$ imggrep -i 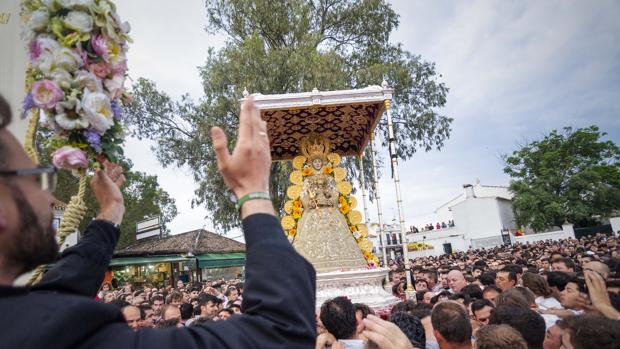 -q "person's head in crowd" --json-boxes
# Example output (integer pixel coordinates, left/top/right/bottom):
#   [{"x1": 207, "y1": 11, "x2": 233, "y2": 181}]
[
  {"x1": 235, "y1": 282, "x2": 244, "y2": 295},
  {"x1": 176, "y1": 280, "x2": 183, "y2": 289},
  {"x1": 431, "y1": 290, "x2": 452, "y2": 305},
  {"x1": 320, "y1": 296, "x2": 358, "y2": 340},
  {"x1": 431, "y1": 301, "x2": 472, "y2": 349},
  {"x1": 471, "y1": 299, "x2": 494, "y2": 327},
  {"x1": 139, "y1": 304, "x2": 155, "y2": 328},
  {"x1": 495, "y1": 268, "x2": 517, "y2": 291},
  {"x1": 482, "y1": 285, "x2": 502, "y2": 305},
  {"x1": 423, "y1": 269, "x2": 439, "y2": 290},
  {"x1": 544, "y1": 271, "x2": 571, "y2": 299},
  {"x1": 522, "y1": 272, "x2": 553, "y2": 299},
  {"x1": 460, "y1": 284, "x2": 483, "y2": 302},
  {"x1": 559, "y1": 276, "x2": 588, "y2": 311},
  {"x1": 447, "y1": 270, "x2": 468, "y2": 293},
  {"x1": 551, "y1": 257, "x2": 575, "y2": 273},
  {"x1": 543, "y1": 324, "x2": 564, "y2": 349},
  {"x1": 179, "y1": 303, "x2": 193, "y2": 323},
  {"x1": 489, "y1": 306, "x2": 545, "y2": 349},
  {"x1": 474, "y1": 324, "x2": 528, "y2": 349},
  {"x1": 162, "y1": 304, "x2": 181, "y2": 322},
  {"x1": 229, "y1": 303, "x2": 242, "y2": 314},
  {"x1": 217, "y1": 308, "x2": 233, "y2": 321},
  {"x1": 556, "y1": 315, "x2": 620, "y2": 349},
  {"x1": 150, "y1": 294, "x2": 165, "y2": 316},
  {"x1": 479, "y1": 271, "x2": 497, "y2": 287},
  {"x1": 121, "y1": 305, "x2": 141, "y2": 331},
  {"x1": 390, "y1": 311, "x2": 425, "y2": 348},
  {"x1": 415, "y1": 278, "x2": 429, "y2": 292},
  {"x1": 582, "y1": 260, "x2": 610, "y2": 280},
  {"x1": 422, "y1": 291, "x2": 434, "y2": 304},
  {"x1": 225, "y1": 286, "x2": 239, "y2": 302},
  {"x1": 540, "y1": 258, "x2": 551, "y2": 271},
  {"x1": 439, "y1": 269, "x2": 450, "y2": 289},
  {"x1": 189, "y1": 287, "x2": 200, "y2": 299},
  {"x1": 391, "y1": 300, "x2": 415, "y2": 315},
  {"x1": 494, "y1": 288, "x2": 530, "y2": 309},
  {"x1": 472, "y1": 266, "x2": 484, "y2": 278},
  {"x1": 409, "y1": 303, "x2": 433, "y2": 321},
  {"x1": 103, "y1": 291, "x2": 116, "y2": 303},
  {"x1": 449, "y1": 292, "x2": 469, "y2": 305},
  {"x1": 353, "y1": 302, "x2": 374, "y2": 338},
  {"x1": 169, "y1": 291, "x2": 183, "y2": 306}
]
